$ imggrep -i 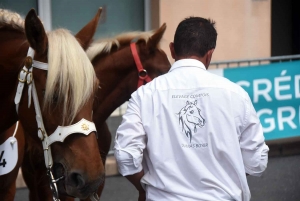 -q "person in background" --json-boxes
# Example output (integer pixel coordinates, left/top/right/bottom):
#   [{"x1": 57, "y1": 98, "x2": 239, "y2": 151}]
[{"x1": 114, "y1": 16, "x2": 269, "y2": 201}]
